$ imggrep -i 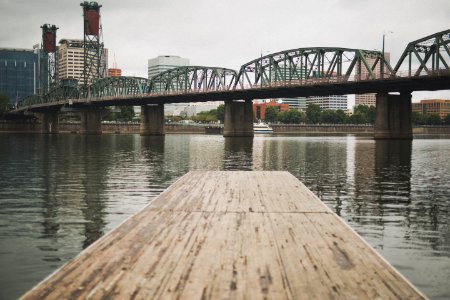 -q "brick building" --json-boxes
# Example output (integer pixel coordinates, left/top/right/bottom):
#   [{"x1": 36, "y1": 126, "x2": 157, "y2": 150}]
[{"x1": 253, "y1": 101, "x2": 289, "y2": 121}]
